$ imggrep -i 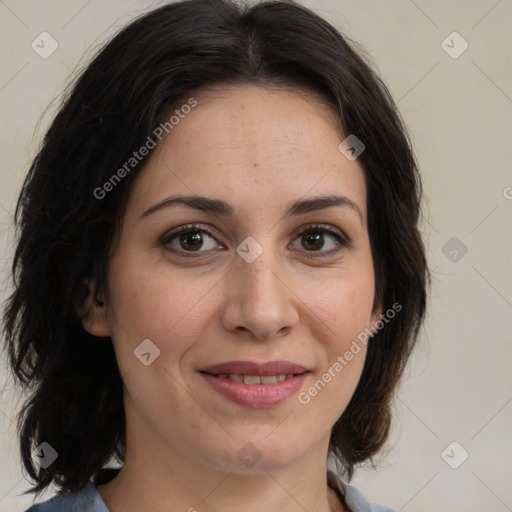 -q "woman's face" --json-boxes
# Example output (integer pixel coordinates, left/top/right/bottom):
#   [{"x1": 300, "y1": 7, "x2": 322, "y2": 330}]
[{"x1": 91, "y1": 84, "x2": 380, "y2": 473}]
